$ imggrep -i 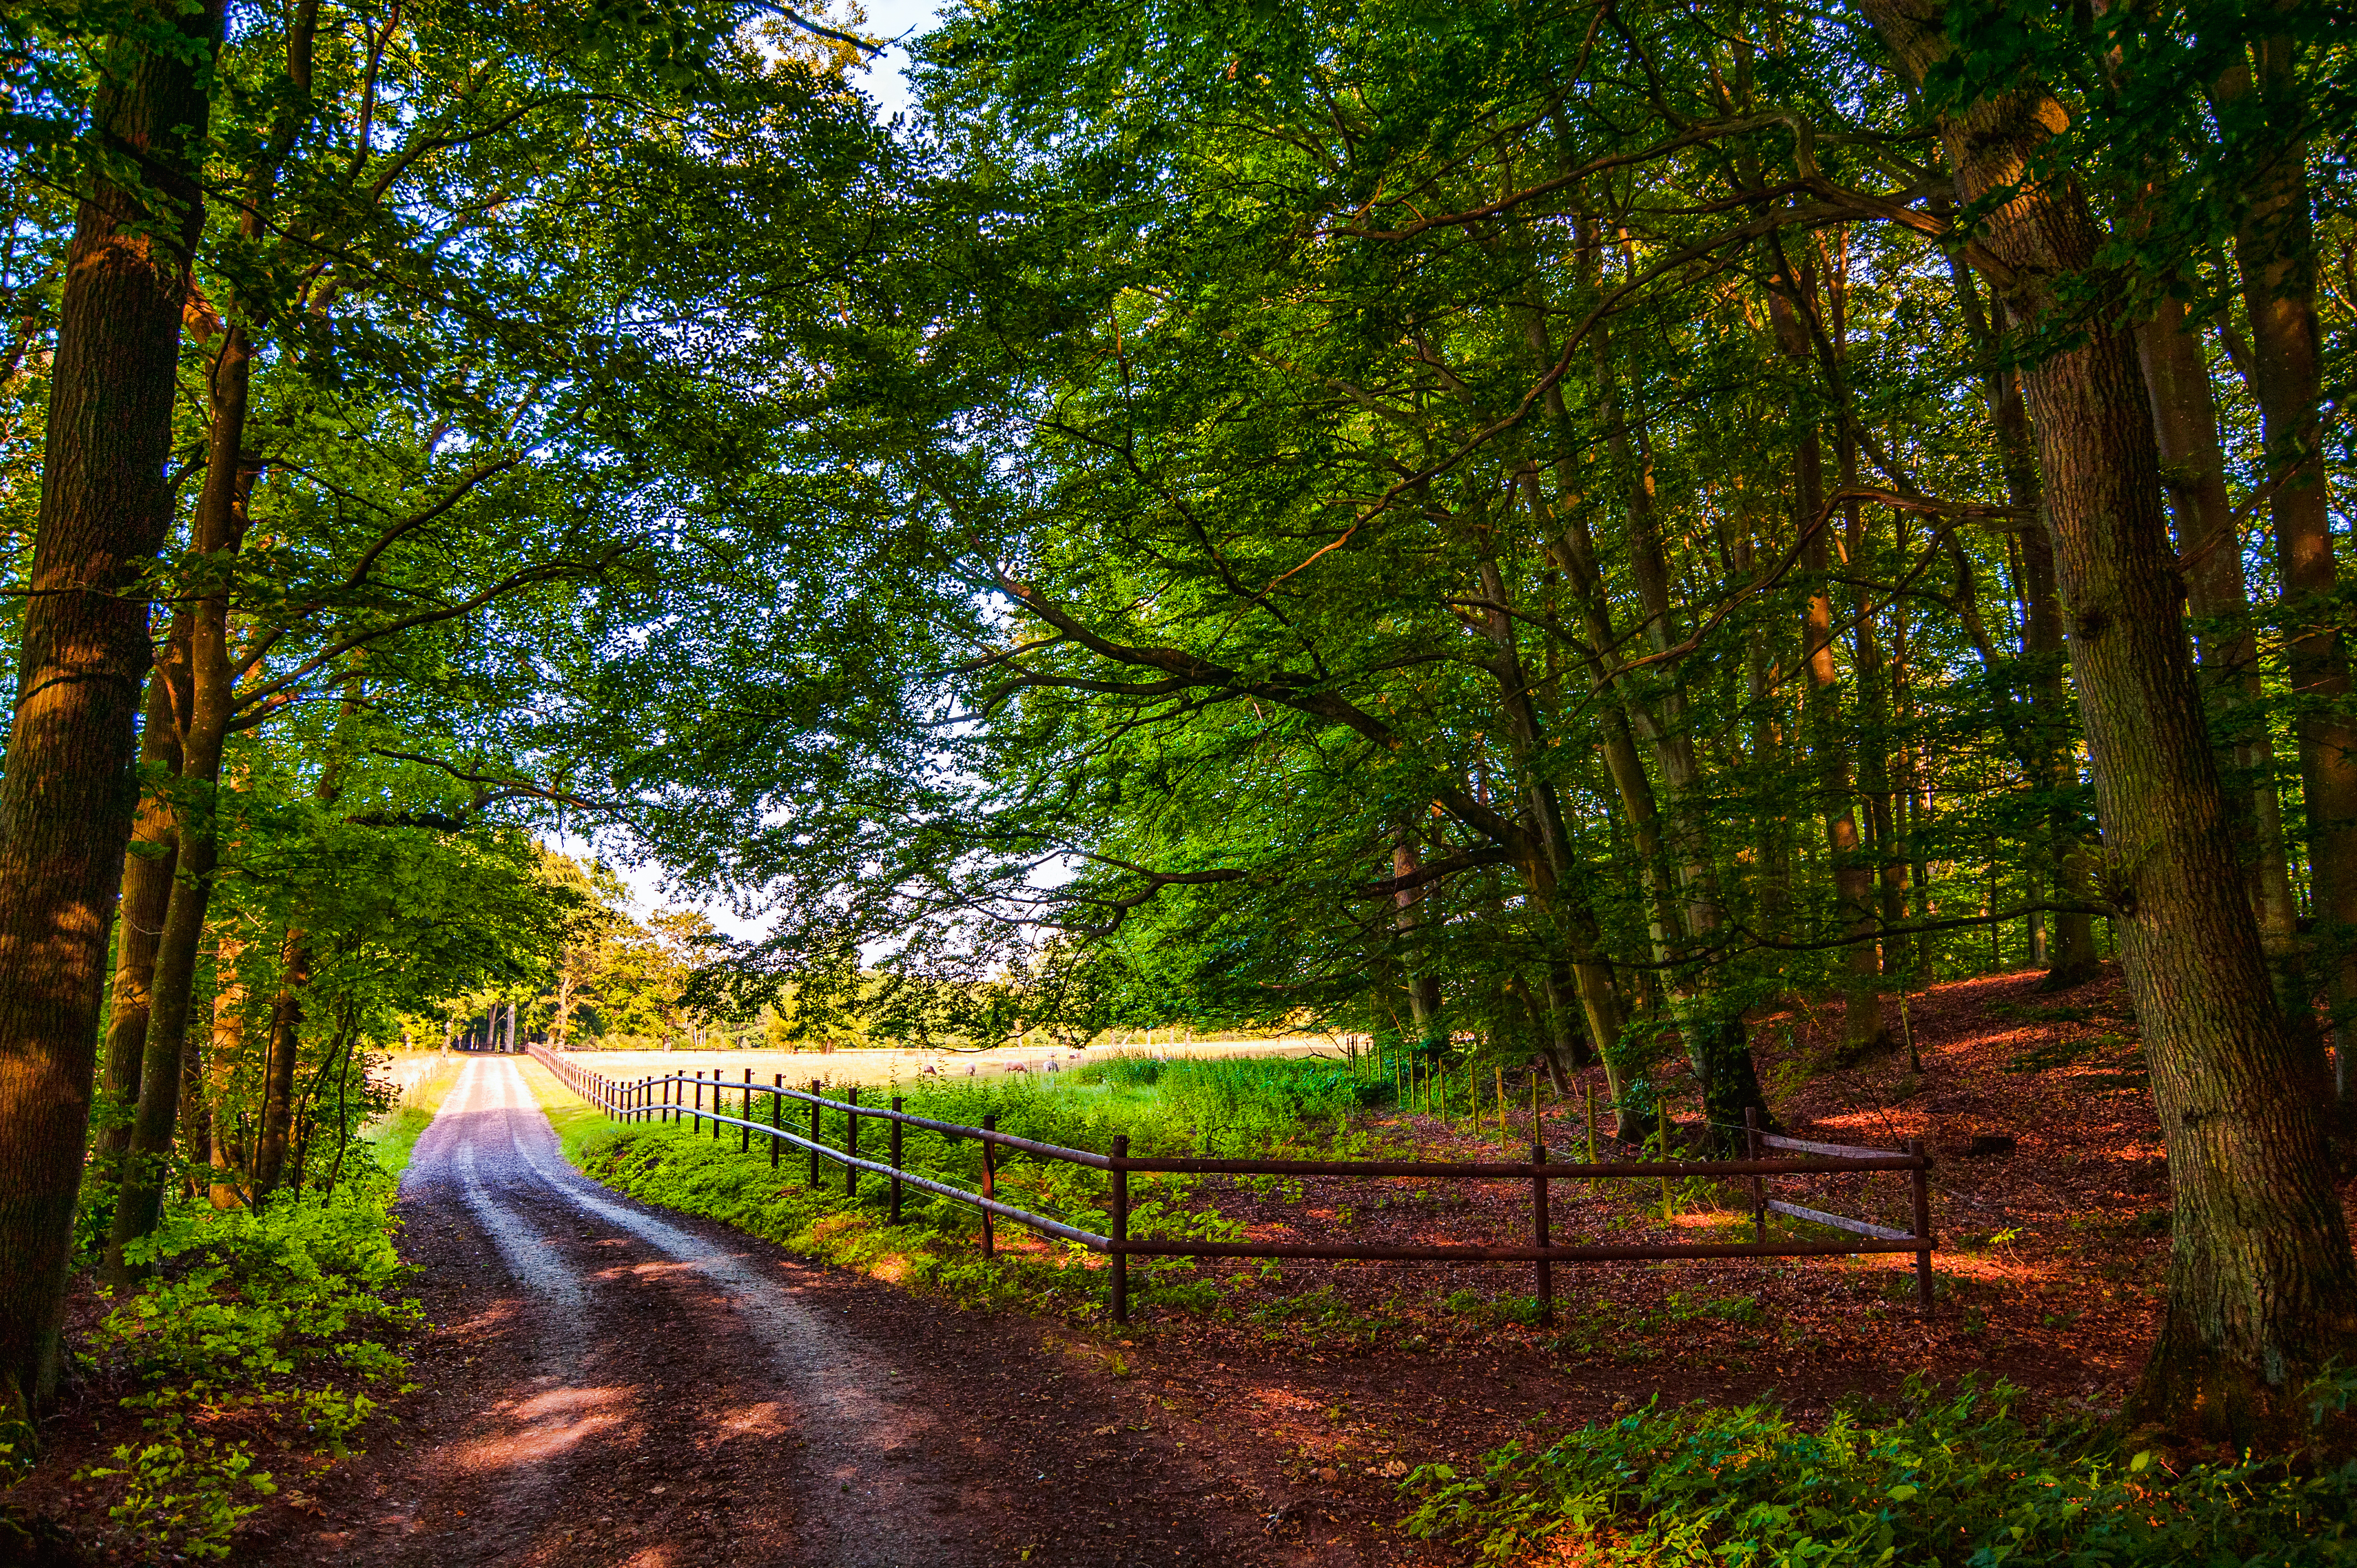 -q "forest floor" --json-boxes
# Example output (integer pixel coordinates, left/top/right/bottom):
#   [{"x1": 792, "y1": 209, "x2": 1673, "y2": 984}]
[{"x1": 19, "y1": 961, "x2": 2356, "y2": 1566}]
